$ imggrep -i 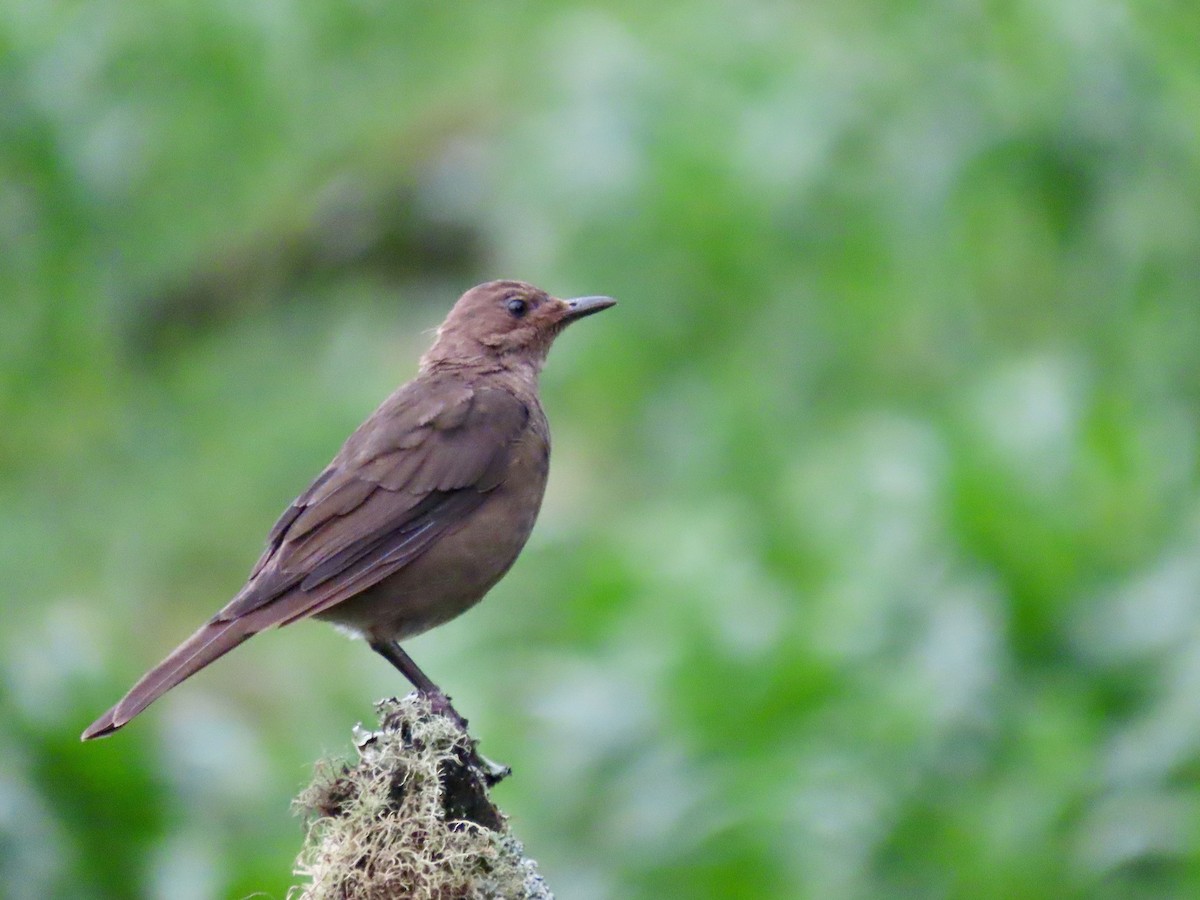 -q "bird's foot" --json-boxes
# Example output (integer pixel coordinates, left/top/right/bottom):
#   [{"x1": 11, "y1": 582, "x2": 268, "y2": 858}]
[
  {"x1": 422, "y1": 689, "x2": 510, "y2": 786},
  {"x1": 426, "y1": 688, "x2": 469, "y2": 730}
]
